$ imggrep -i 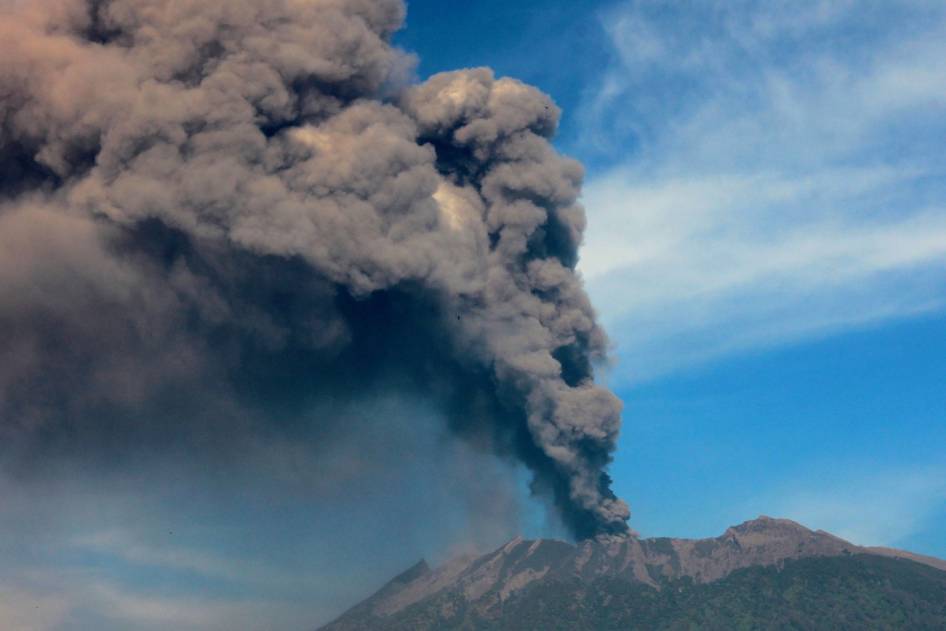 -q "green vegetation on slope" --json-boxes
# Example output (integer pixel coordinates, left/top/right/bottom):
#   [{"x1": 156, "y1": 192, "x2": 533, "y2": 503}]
[{"x1": 336, "y1": 554, "x2": 946, "y2": 631}]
